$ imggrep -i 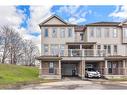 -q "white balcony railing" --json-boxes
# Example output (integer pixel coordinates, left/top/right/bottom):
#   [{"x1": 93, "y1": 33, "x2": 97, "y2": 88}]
[{"x1": 43, "y1": 49, "x2": 107, "y2": 57}]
